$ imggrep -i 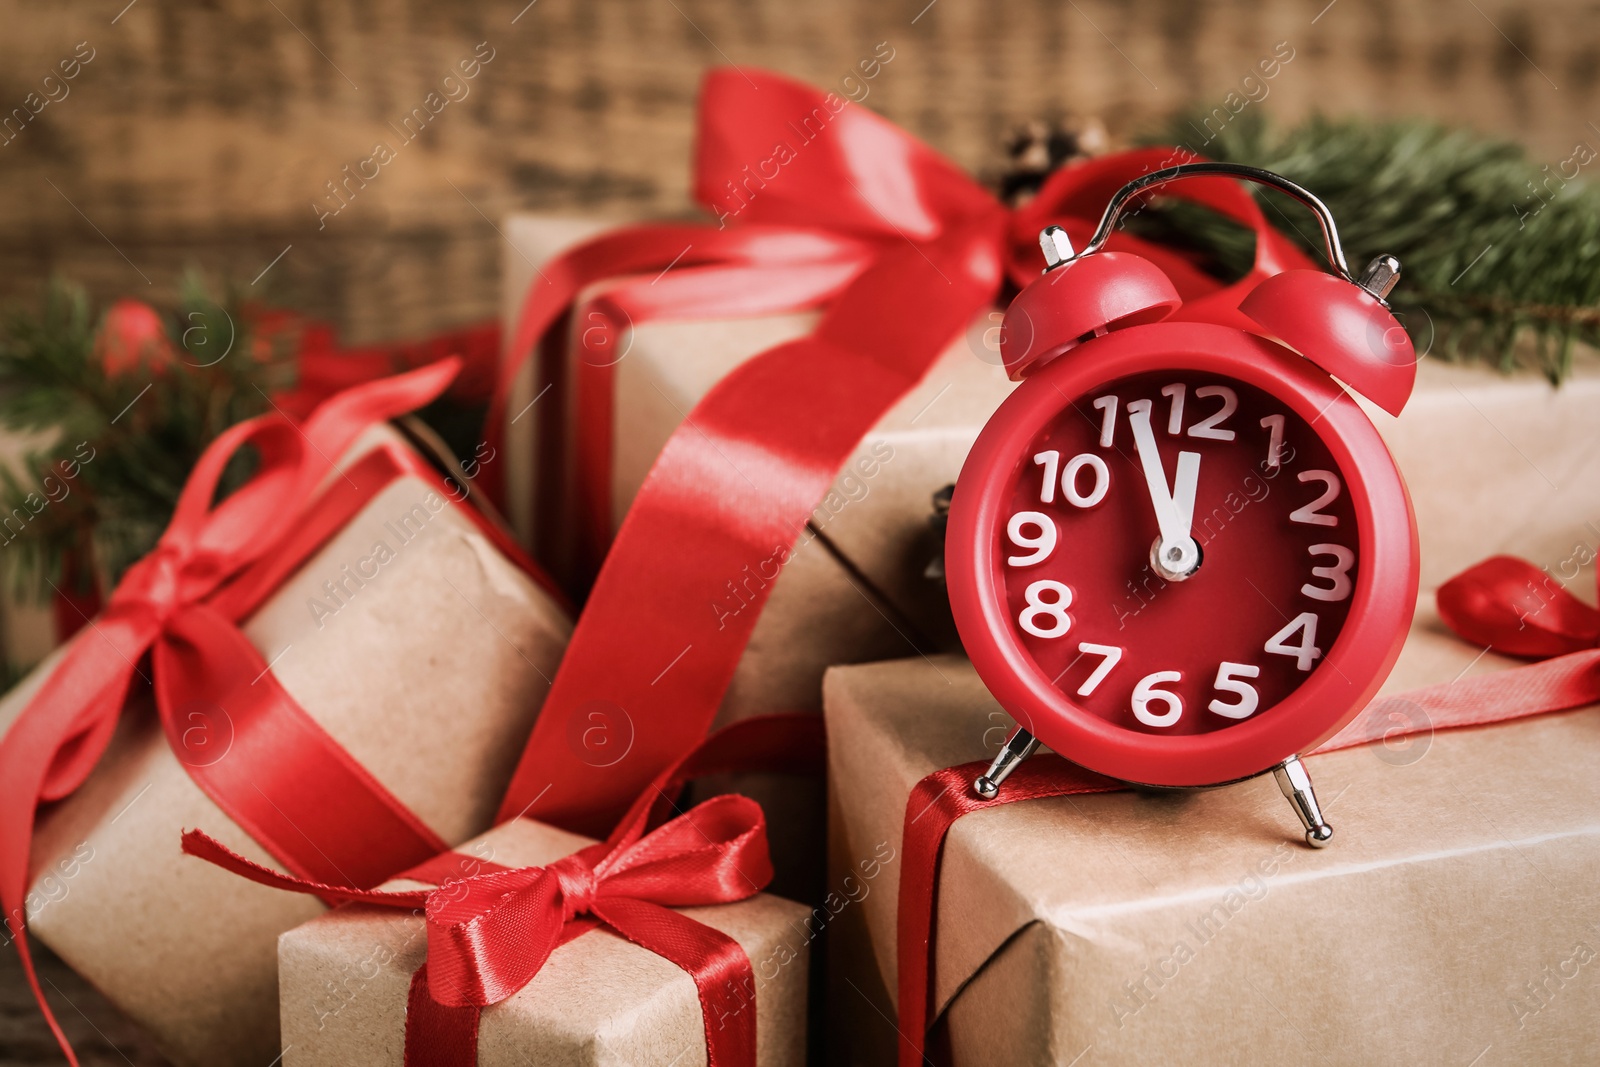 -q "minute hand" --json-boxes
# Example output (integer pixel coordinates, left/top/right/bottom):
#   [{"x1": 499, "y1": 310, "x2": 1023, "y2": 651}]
[{"x1": 1128, "y1": 401, "x2": 1201, "y2": 567}]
